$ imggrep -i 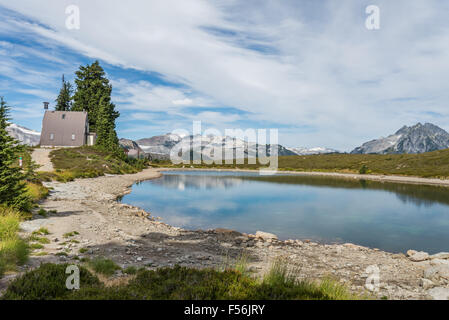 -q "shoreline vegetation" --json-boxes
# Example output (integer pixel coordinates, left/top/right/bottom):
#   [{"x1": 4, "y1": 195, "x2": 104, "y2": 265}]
[{"x1": 149, "y1": 147, "x2": 449, "y2": 180}]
